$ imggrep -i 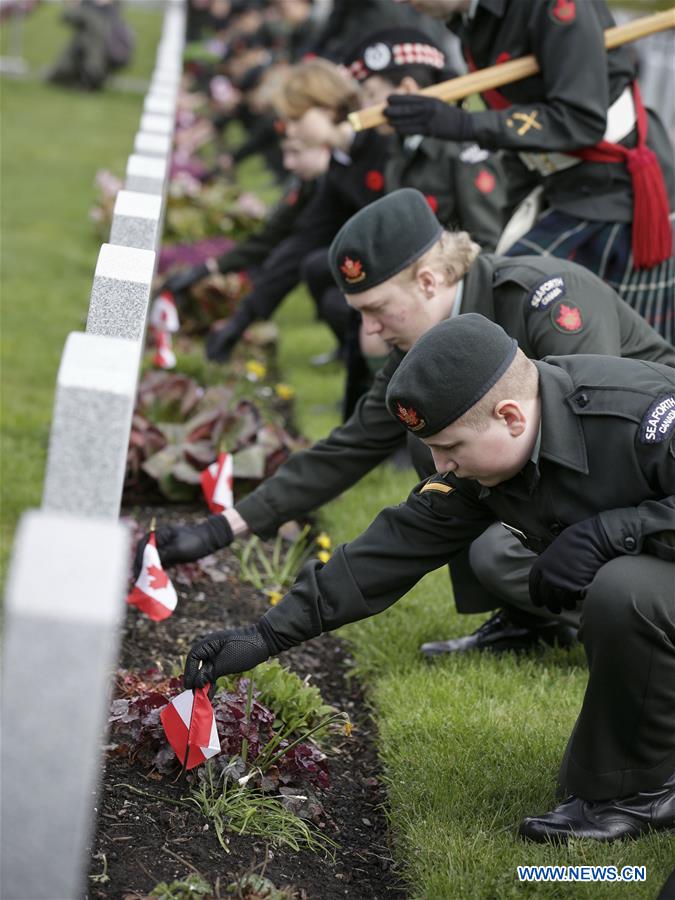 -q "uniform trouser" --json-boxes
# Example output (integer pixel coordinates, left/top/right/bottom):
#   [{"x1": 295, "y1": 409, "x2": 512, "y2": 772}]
[
  {"x1": 469, "y1": 529, "x2": 675, "y2": 800},
  {"x1": 468, "y1": 523, "x2": 581, "y2": 628},
  {"x1": 559, "y1": 555, "x2": 675, "y2": 800}
]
